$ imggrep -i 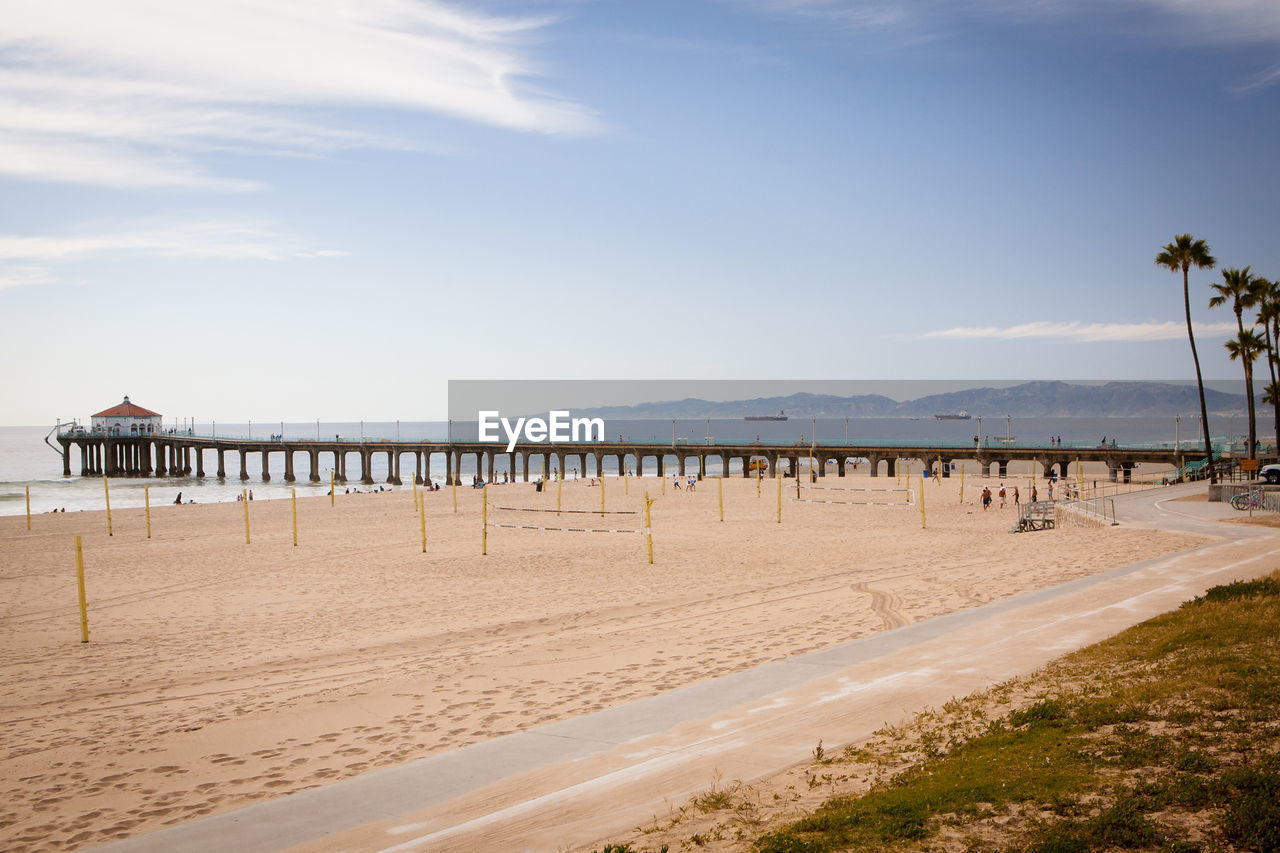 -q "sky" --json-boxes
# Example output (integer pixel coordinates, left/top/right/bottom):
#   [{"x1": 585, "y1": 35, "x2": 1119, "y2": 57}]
[{"x1": 1, "y1": 0, "x2": 1279, "y2": 424}]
